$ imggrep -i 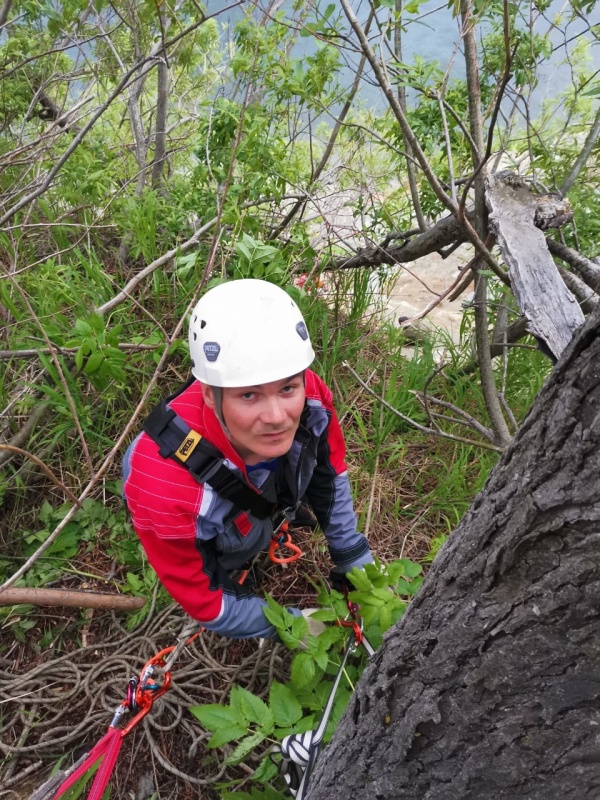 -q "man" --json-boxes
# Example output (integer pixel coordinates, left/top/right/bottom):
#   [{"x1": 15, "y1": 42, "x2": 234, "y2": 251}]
[{"x1": 123, "y1": 279, "x2": 372, "y2": 640}]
